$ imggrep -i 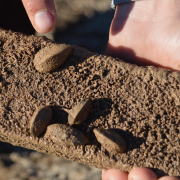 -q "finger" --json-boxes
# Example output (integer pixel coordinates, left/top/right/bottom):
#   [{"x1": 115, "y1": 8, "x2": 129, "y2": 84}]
[
  {"x1": 102, "y1": 169, "x2": 128, "y2": 180},
  {"x1": 129, "y1": 167, "x2": 157, "y2": 180},
  {"x1": 159, "y1": 176, "x2": 180, "y2": 180},
  {"x1": 21, "y1": 0, "x2": 57, "y2": 33}
]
